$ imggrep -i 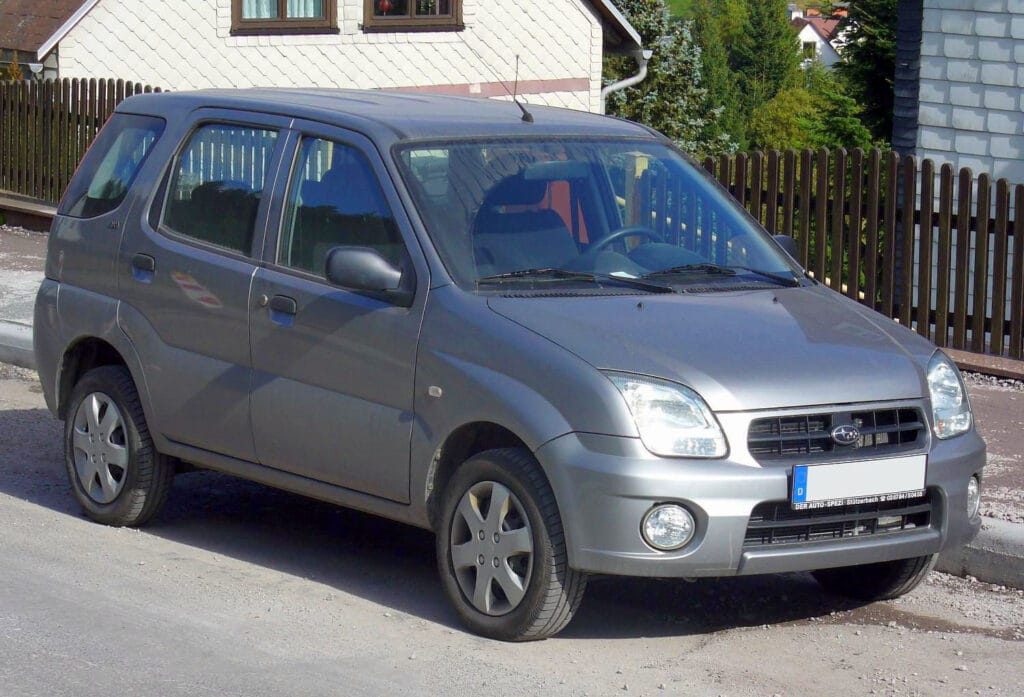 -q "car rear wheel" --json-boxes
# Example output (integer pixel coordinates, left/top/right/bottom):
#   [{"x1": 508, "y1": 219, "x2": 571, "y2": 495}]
[
  {"x1": 812, "y1": 554, "x2": 938, "y2": 601},
  {"x1": 64, "y1": 365, "x2": 174, "y2": 526},
  {"x1": 437, "y1": 448, "x2": 587, "y2": 641}
]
